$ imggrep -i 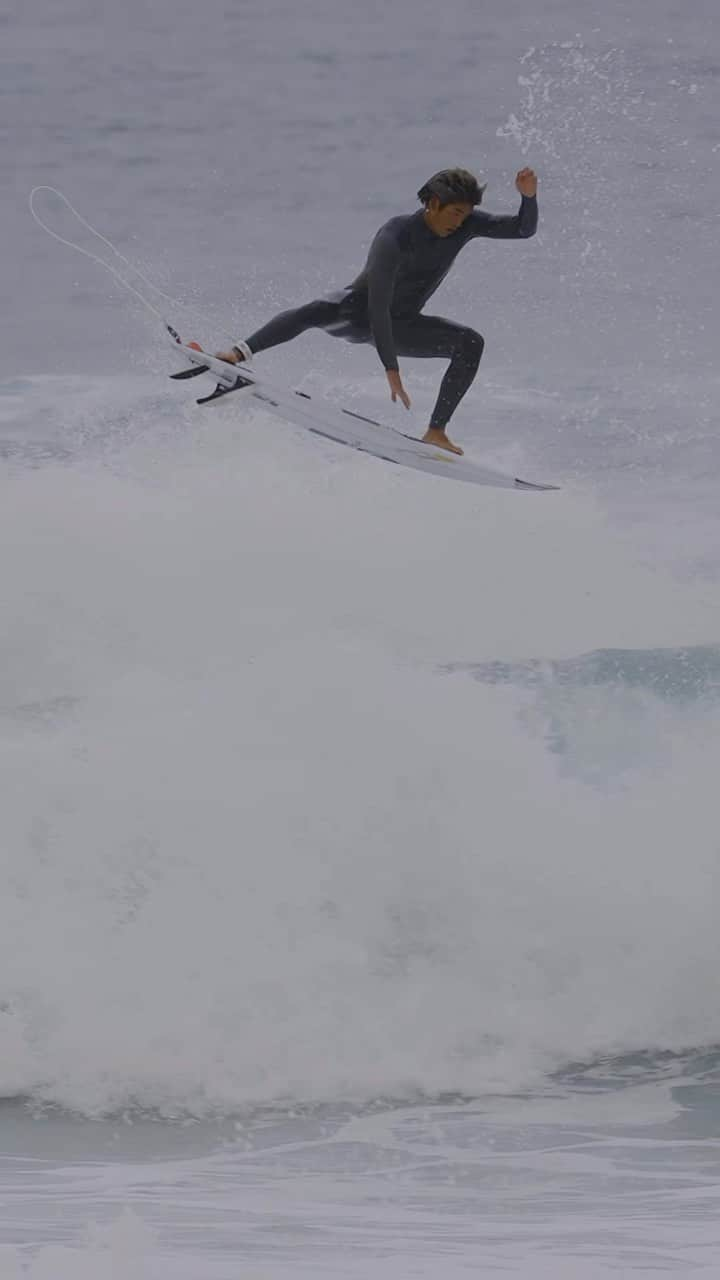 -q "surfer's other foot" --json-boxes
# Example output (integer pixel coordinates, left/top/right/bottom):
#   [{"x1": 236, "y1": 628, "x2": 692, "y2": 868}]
[
  {"x1": 215, "y1": 349, "x2": 243, "y2": 365},
  {"x1": 421, "y1": 427, "x2": 464, "y2": 456},
  {"x1": 215, "y1": 342, "x2": 252, "y2": 365}
]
